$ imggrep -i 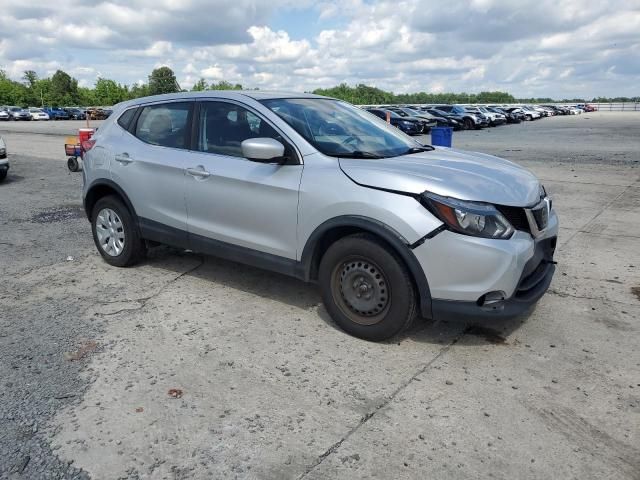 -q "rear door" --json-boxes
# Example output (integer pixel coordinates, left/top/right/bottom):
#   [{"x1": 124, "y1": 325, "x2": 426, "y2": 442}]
[
  {"x1": 184, "y1": 99, "x2": 303, "y2": 259},
  {"x1": 110, "y1": 100, "x2": 193, "y2": 246}
]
